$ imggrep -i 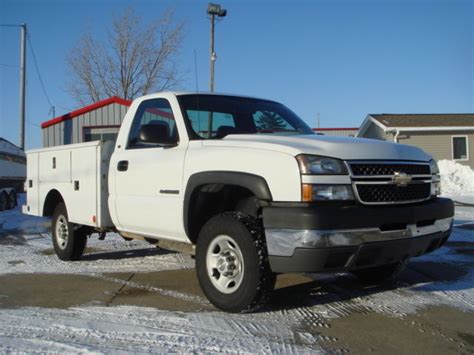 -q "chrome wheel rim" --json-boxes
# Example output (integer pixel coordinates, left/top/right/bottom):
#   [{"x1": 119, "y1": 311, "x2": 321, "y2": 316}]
[
  {"x1": 206, "y1": 235, "x2": 244, "y2": 294},
  {"x1": 55, "y1": 214, "x2": 69, "y2": 250}
]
